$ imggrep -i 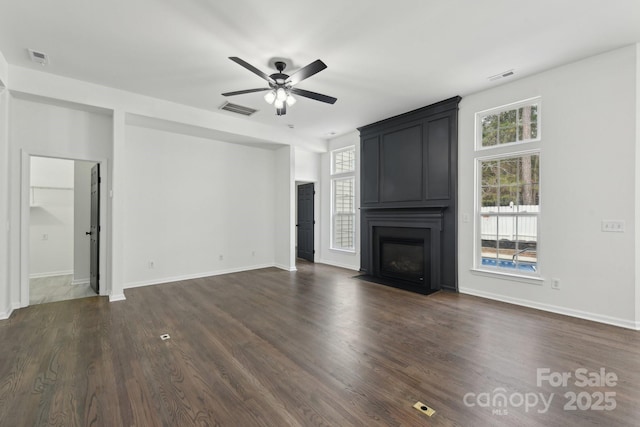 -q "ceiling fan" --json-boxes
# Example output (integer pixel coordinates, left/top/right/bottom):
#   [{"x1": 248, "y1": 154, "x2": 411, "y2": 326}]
[{"x1": 222, "y1": 57, "x2": 337, "y2": 116}]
